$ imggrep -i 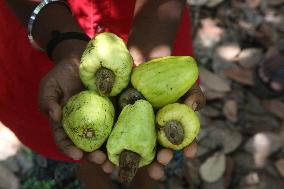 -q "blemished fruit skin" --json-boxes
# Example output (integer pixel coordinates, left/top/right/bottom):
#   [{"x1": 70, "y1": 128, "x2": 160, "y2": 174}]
[
  {"x1": 107, "y1": 100, "x2": 156, "y2": 167},
  {"x1": 62, "y1": 90, "x2": 115, "y2": 152},
  {"x1": 156, "y1": 103, "x2": 200, "y2": 150},
  {"x1": 131, "y1": 56, "x2": 198, "y2": 108},
  {"x1": 80, "y1": 32, "x2": 133, "y2": 96}
]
